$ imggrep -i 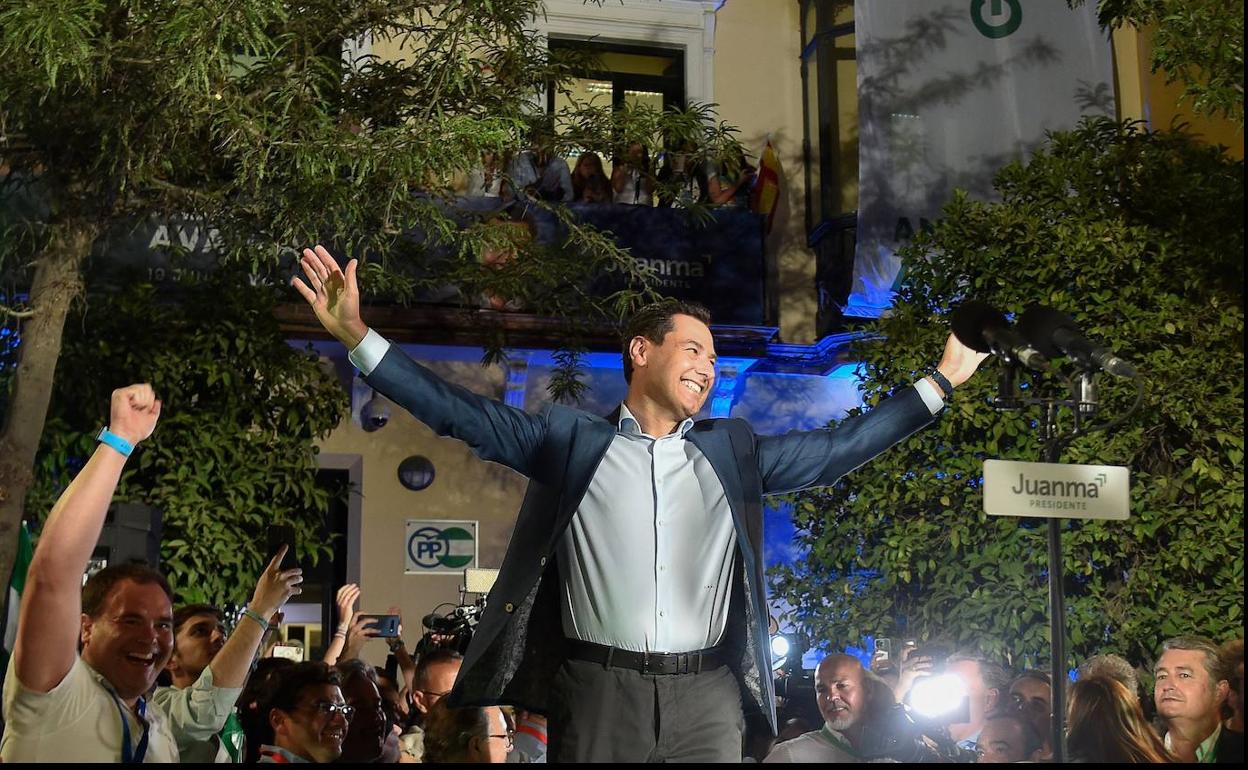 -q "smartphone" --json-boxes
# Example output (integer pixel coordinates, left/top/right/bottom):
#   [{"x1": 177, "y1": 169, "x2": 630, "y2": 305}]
[
  {"x1": 358, "y1": 614, "x2": 402, "y2": 638},
  {"x1": 266, "y1": 525, "x2": 298, "y2": 572},
  {"x1": 874, "y1": 637, "x2": 892, "y2": 660}
]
